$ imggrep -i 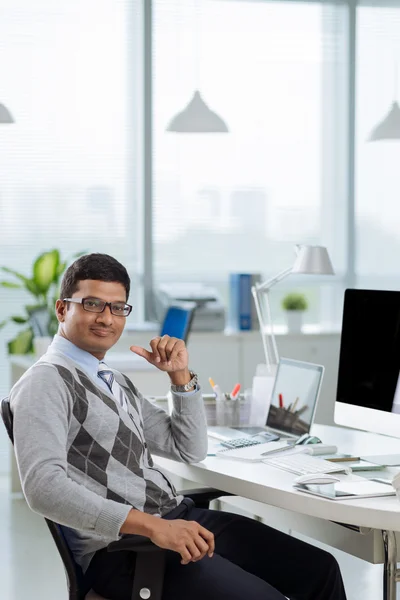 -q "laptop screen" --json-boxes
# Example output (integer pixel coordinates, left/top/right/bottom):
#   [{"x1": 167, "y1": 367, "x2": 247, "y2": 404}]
[{"x1": 266, "y1": 358, "x2": 324, "y2": 436}]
